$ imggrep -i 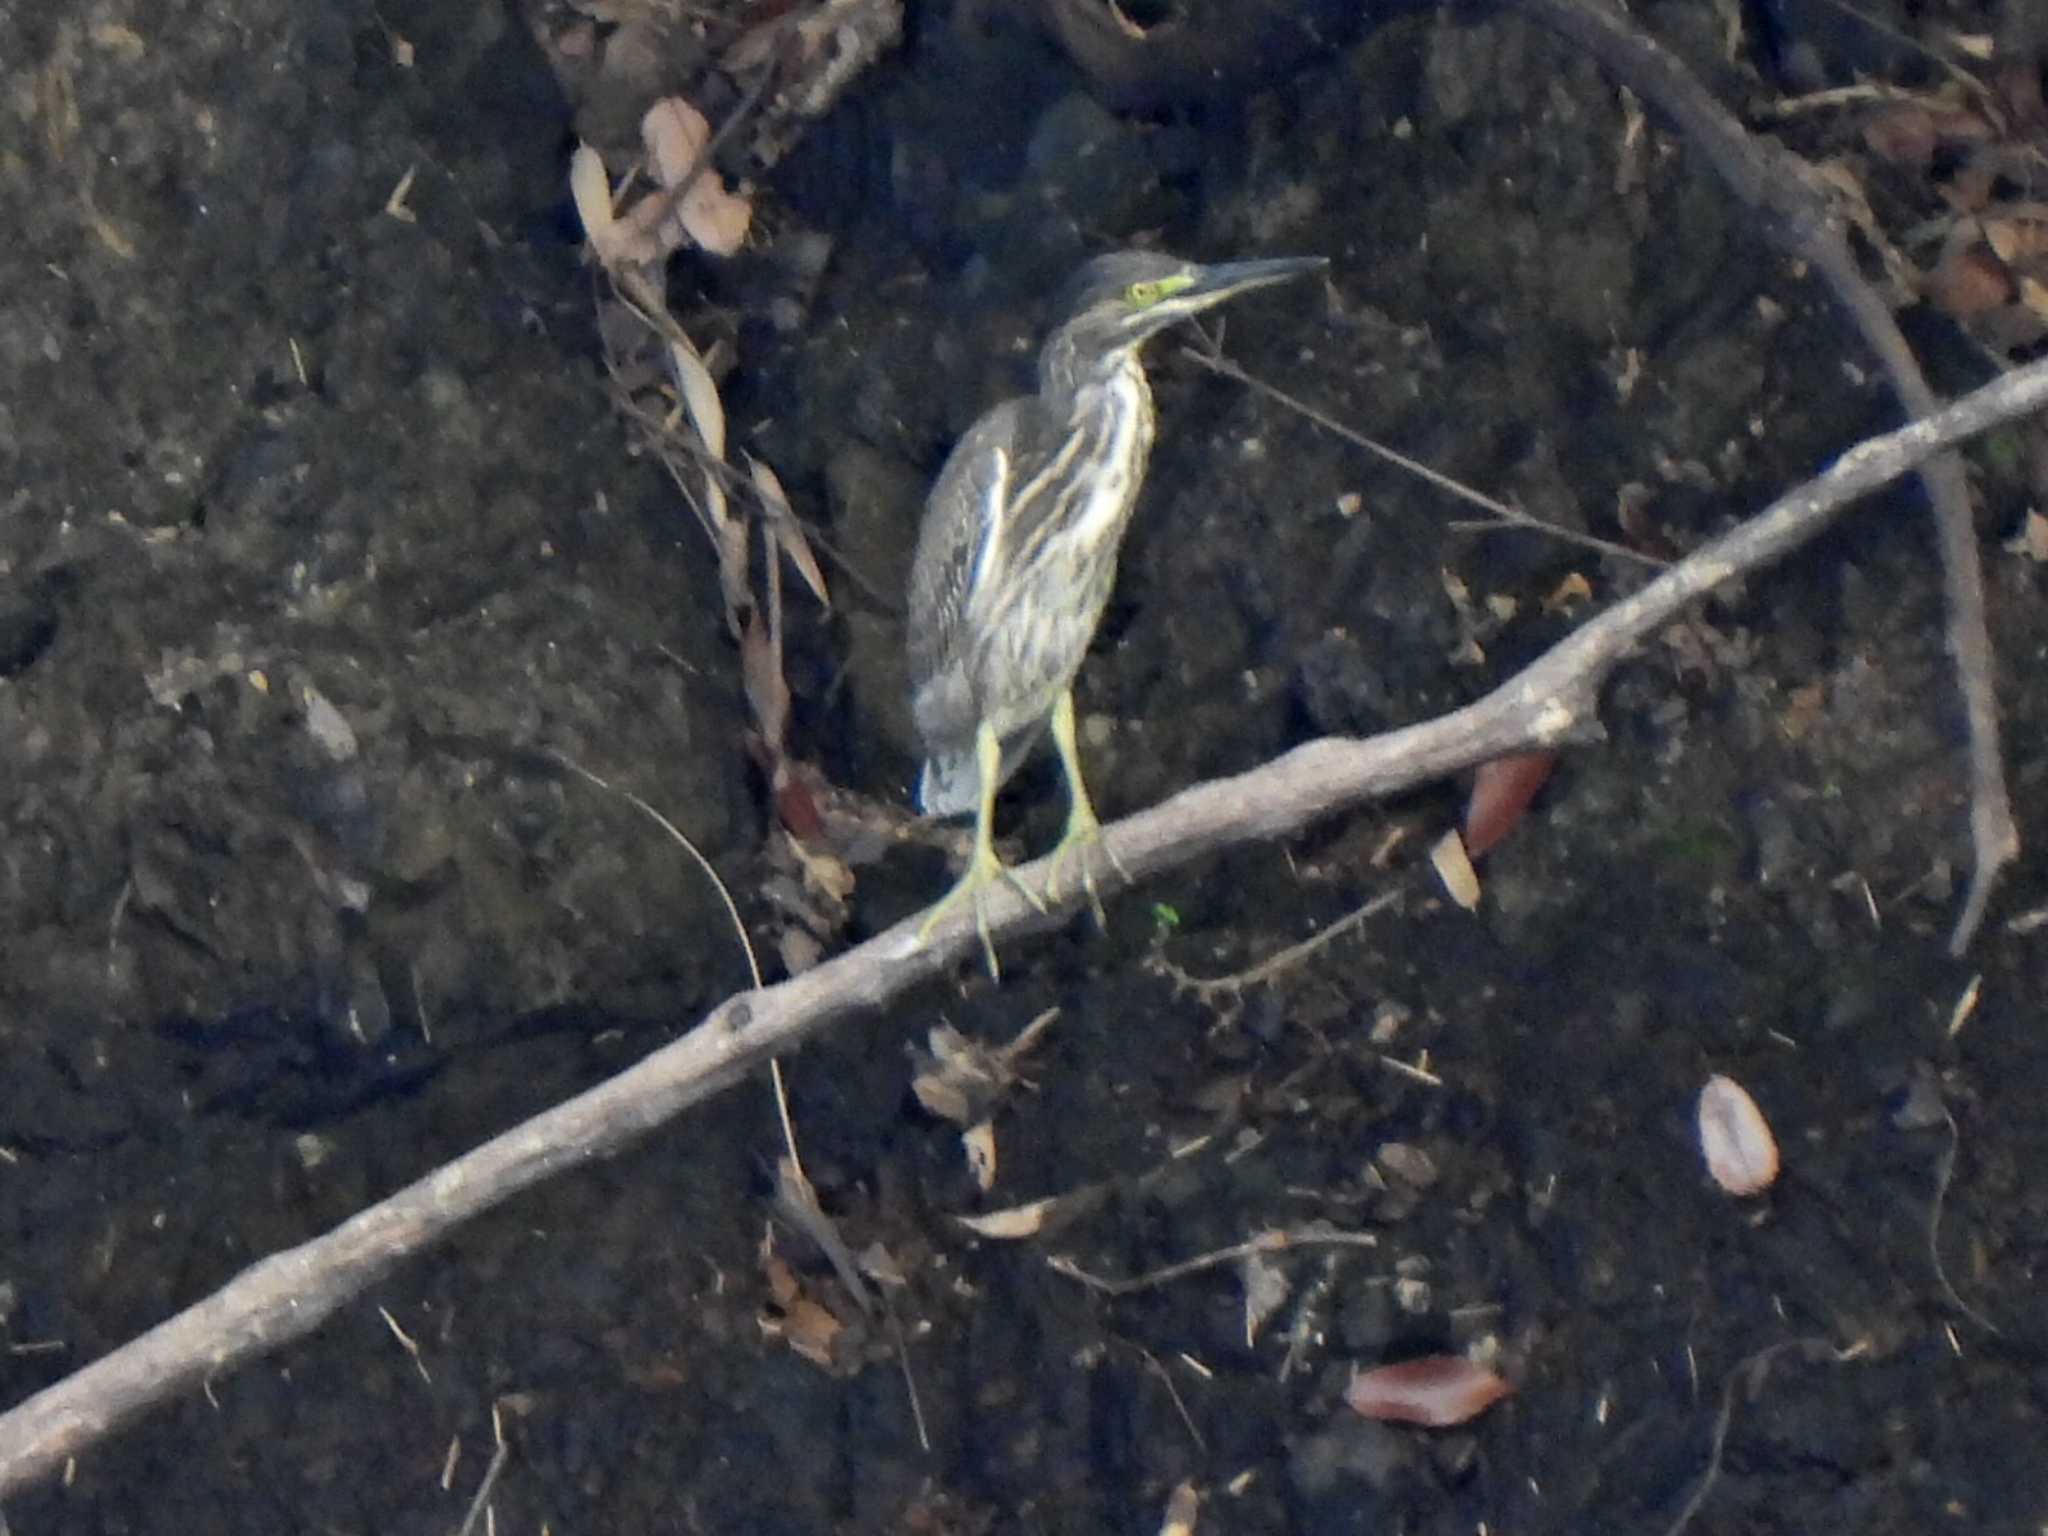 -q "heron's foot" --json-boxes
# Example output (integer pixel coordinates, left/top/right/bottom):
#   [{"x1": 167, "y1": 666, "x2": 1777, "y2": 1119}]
[
  {"x1": 918, "y1": 840, "x2": 1045, "y2": 981},
  {"x1": 1043, "y1": 804, "x2": 1128, "y2": 926}
]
